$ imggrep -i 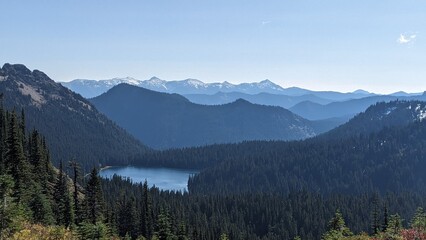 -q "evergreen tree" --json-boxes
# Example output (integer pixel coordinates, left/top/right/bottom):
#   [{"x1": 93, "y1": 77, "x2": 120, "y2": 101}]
[
  {"x1": 0, "y1": 96, "x2": 5, "y2": 173},
  {"x1": 116, "y1": 194, "x2": 137, "y2": 238},
  {"x1": 84, "y1": 167, "x2": 104, "y2": 224},
  {"x1": 386, "y1": 214, "x2": 403, "y2": 235},
  {"x1": 141, "y1": 180, "x2": 153, "y2": 239},
  {"x1": 371, "y1": 197, "x2": 380, "y2": 235},
  {"x1": 19, "y1": 109, "x2": 25, "y2": 151},
  {"x1": 156, "y1": 208, "x2": 174, "y2": 240},
  {"x1": 29, "y1": 130, "x2": 49, "y2": 191},
  {"x1": 177, "y1": 222, "x2": 188, "y2": 240},
  {"x1": 410, "y1": 207, "x2": 426, "y2": 231},
  {"x1": 322, "y1": 209, "x2": 353, "y2": 240},
  {"x1": 69, "y1": 160, "x2": 81, "y2": 224},
  {"x1": 53, "y1": 161, "x2": 74, "y2": 227},
  {"x1": 382, "y1": 204, "x2": 389, "y2": 232},
  {"x1": 4, "y1": 112, "x2": 32, "y2": 205},
  {"x1": 29, "y1": 187, "x2": 54, "y2": 225},
  {"x1": 0, "y1": 174, "x2": 25, "y2": 238}
]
